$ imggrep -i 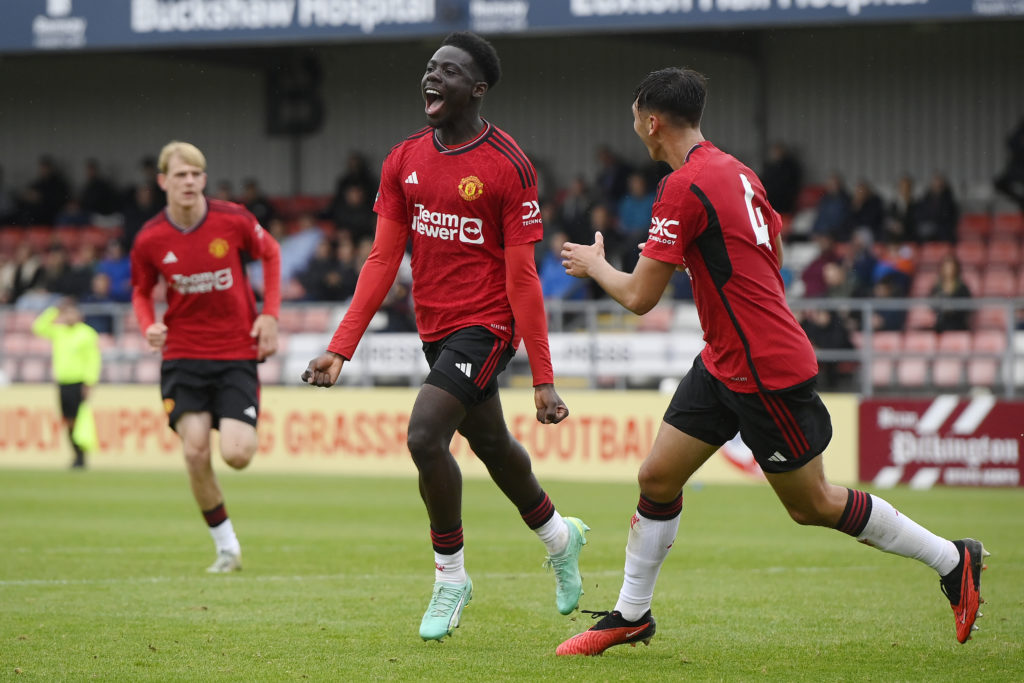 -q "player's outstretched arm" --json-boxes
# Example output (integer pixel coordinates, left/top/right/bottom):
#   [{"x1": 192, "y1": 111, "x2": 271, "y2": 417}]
[
  {"x1": 302, "y1": 351, "x2": 345, "y2": 387},
  {"x1": 534, "y1": 383, "x2": 569, "y2": 424},
  {"x1": 562, "y1": 232, "x2": 674, "y2": 315}
]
